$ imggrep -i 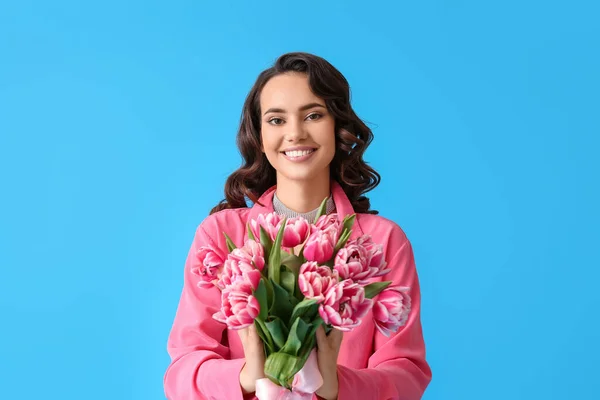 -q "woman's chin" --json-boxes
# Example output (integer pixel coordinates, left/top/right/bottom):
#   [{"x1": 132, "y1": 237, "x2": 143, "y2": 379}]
[{"x1": 276, "y1": 168, "x2": 329, "y2": 185}]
